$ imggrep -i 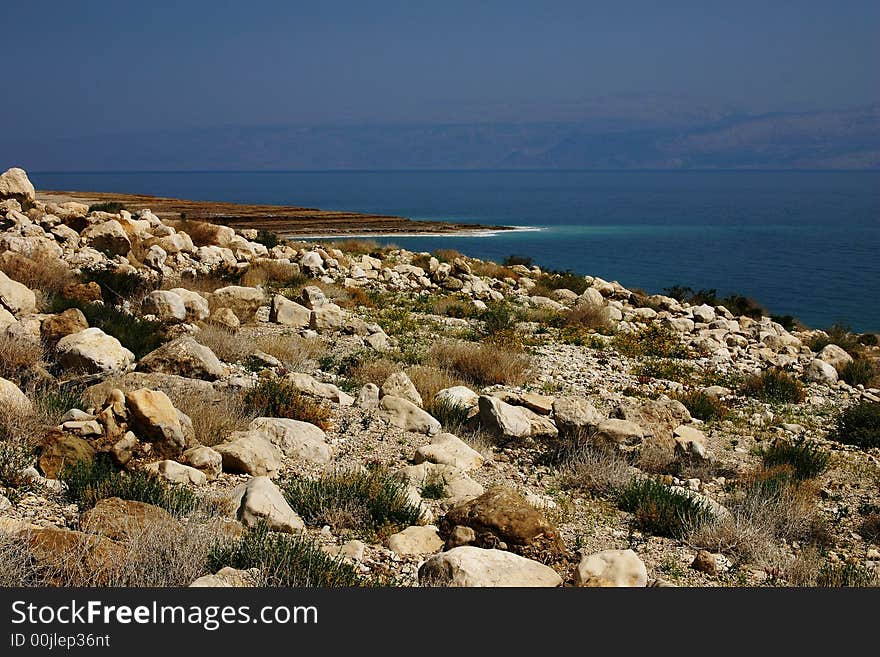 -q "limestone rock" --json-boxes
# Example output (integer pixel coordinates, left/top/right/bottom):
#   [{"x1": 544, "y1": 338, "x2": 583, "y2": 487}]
[
  {"x1": 0, "y1": 270, "x2": 36, "y2": 316},
  {"x1": 0, "y1": 376, "x2": 32, "y2": 413},
  {"x1": 478, "y1": 395, "x2": 531, "y2": 440},
  {"x1": 805, "y1": 358, "x2": 838, "y2": 384},
  {"x1": 125, "y1": 388, "x2": 188, "y2": 457},
  {"x1": 138, "y1": 336, "x2": 226, "y2": 380},
  {"x1": 271, "y1": 294, "x2": 311, "y2": 327},
  {"x1": 552, "y1": 396, "x2": 604, "y2": 435},
  {"x1": 414, "y1": 433, "x2": 483, "y2": 471},
  {"x1": 56, "y1": 328, "x2": 135, "y2": 374},
  {"x1": 41, "y1": 308, "x2": 88, "y2": 345},
  {"x1": 38, "y1": 433, "x2": 96, "y2": 479},
  {"x1": 0, "y1": 167, "x2": 36, "y2": 207},
  {"x1": 80, "y1": 497, "x2": 178, "y2": 542},
  {"x1": 381, "y1": 371, "x2": 423, "y2": 407},
  {"x1": 378, "y1": 395, "x2": 441, "y2": 435},
  {"x1": 817, "y1": 344, "x2": 853, "y2": 372},
  {"x1": 81, "y1": 220, "x2": 131, "y2": 256},
  {"x1": 386, "y1": 525, "x2": 444, "y2": 556},
  {"x1": 182, "y1": 446, "x2": 223, "y2": 479},
  {"x1": 229, "y1": 476, "x2": 304, "y2": 533},
  {"x1": 144, "y1": 459, "x2": 207, "y2": 486},
  {"x1": 673, "y1": 425, "x2": 709, "y2": 460},
  {"x1": 419, "y1": 546, "x2": 562, "y2": 587},
  {"x1": 574, "y1": 549, "x2": 648, "y2": 587},
  {"x1": 434, "y1": 386, "x2": 479, "y2": 410}
]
